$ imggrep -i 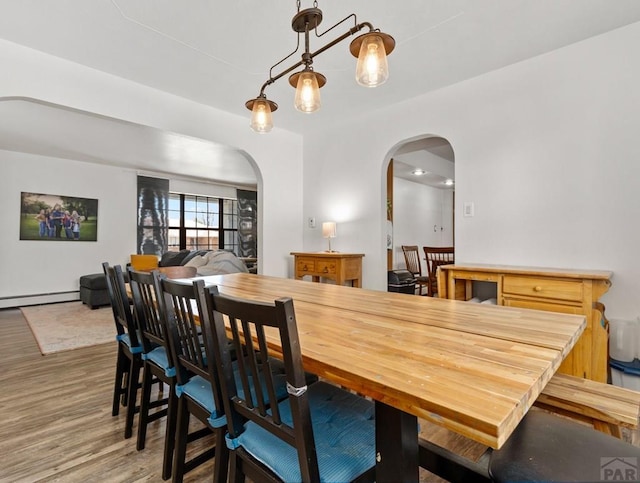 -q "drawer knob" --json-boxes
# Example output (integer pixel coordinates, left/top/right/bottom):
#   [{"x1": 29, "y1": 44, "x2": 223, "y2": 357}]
[
  {"x1": 303, "y1": 265, "x2": 308, "y2": 271},
  {"x1": 534, "y1": 286, "x2": 542, "y2": 292},
  {"x1": 323, "y1": 267, "x2": 329, "y2": 273}
]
